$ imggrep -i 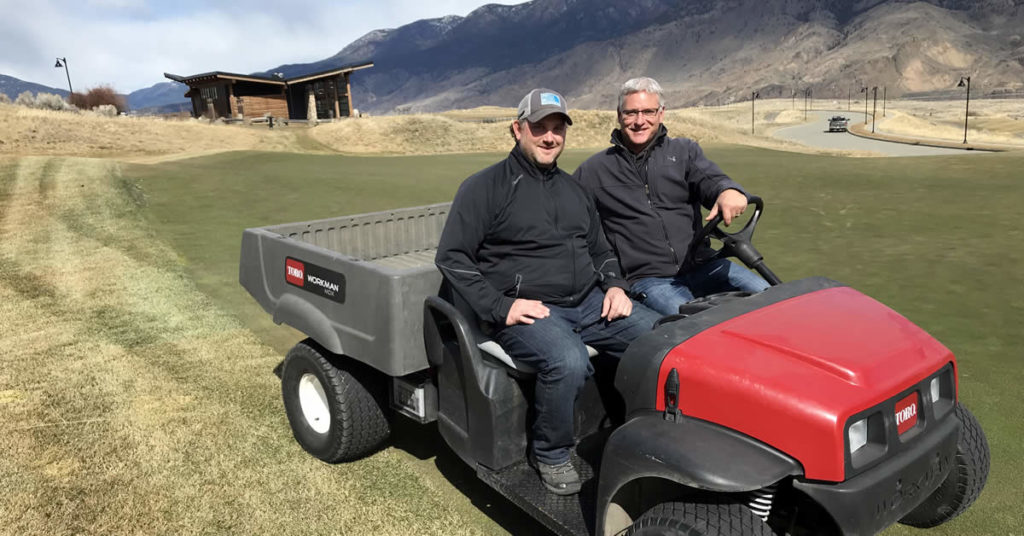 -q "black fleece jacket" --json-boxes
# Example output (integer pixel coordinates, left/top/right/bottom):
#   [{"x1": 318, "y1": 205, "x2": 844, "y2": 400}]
[
  {"x1": 435, "y1": 146, "x2": 627, "y2": 326},
  {"x1": 573, "y1": 126, "x2": 747, "y2": 283}
]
